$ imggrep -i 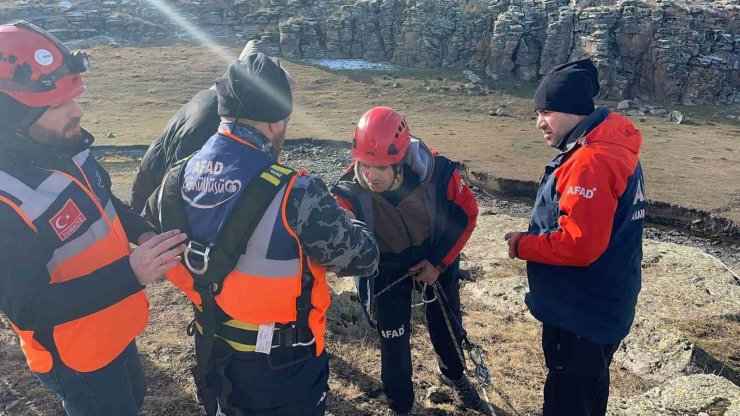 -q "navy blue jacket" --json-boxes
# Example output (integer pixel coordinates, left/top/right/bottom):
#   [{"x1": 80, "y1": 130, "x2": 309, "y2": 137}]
[
  {"x1": 519, "y1": 108, "x2": 646, "y2": 344},
  {"x1": 0, "y1": 128, "x2": 155, "y2": 331}
]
